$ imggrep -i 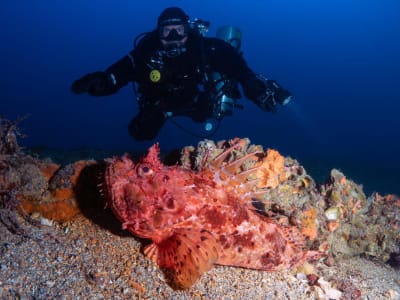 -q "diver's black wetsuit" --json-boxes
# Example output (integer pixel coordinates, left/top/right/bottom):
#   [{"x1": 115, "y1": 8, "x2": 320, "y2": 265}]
[
  {"x1": 71, "y1": 6, "x2": 293, "y2": 141},
  {"x1": 103, "y1": 29, "x2": 264, "y2": 140}
]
